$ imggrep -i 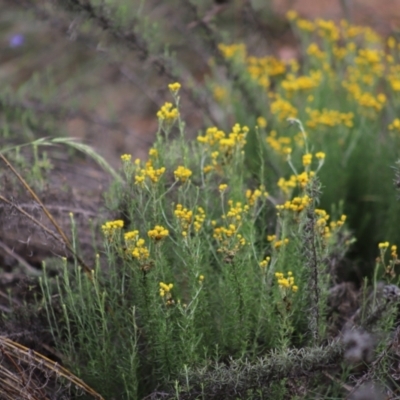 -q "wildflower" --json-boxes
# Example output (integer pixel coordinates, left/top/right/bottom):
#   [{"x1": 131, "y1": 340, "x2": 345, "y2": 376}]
[
  {"x1": 218, "y1": 43, "x2": 246, "y2": 61},
  {"x1": 270, "y1": 97, "x2": 298, "y2": 121},
  {"x1": 134, "y1": 162, "x2": 166, "y2": 186},
  {"x1": 246, "y1": 188, "x2": 267, "y2": 206},
  {"x1": 389, "y1": 118, "x2": 400, "y2": 131},
  {"x1": 148, "y1": 225, "x2": 169, "y2": 241},
  {"x1": 286, "y1": 10, "x2": 298, "y2": 21},
  {"x1": 168, "y1": 82, "x2": 181, "y2": 93},
  {"x1": 259, "y1": 256, "x2": 270, "y2": 268},
  {"x1": 213, "y1": 86, "x2": 228, "y2": 103},
  {"x1": 159, "y1": 282, "x2": 174, "y2": 304},
  {"x1": 302, "y1": 153, "x2": 312, "y2": 167},
  {"x1": 121, "y1": 154, "x2": 131, "y2": 162},
  {"x1": 315, "y1": 152, "x2": 326, "y2": 160},
  {"x1": 378, "y1": 241, "x2": 390, "y2": 249},
  {"x1": 174, "y1": 166, "x2": 192, "y2": 182},
  {"x1": 101, "y1": 220, "x2": 124, "y2": 235},
  {"x1": 219, "y1": 184, "x2": 228, "y2": 193},
  {"x1": 157, "y1": 102, "x2": 179, "y2": 122},
  {"x1": 198, "y1": 275, "x2": 205, "y2": 283},
  {"x1": 194, "y1": 207, "x2": 206, "y2": 232},
  {"x1": 257, "y1": 116, "x2": 267, "y2": 128},
  {"x1": 131, "y1": 240, "x2": 150, "y2": 261},
  {"x1": 148, "y1": 148, "x2": 158, "y2": 158},
  {"x1": 124, "y1": 230, "x2": 139, "y2": 241},
  {"x1": 275, "y1": 271, "x2": 298, "y2": 292}
]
